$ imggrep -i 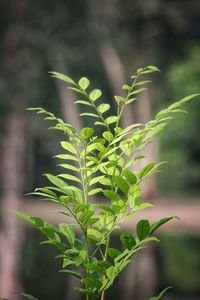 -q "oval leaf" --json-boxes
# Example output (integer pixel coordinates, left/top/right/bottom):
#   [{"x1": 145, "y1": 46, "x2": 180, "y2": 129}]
[
  {"x1": 78, "y1": 77, "x2": 90, "y2": 90},
  {"x1": 89, "y1": 89, "x2": 102, "y2": 101},
  {"x1": 136, "y1": 219, "x2": 150, "y2": 240}
]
